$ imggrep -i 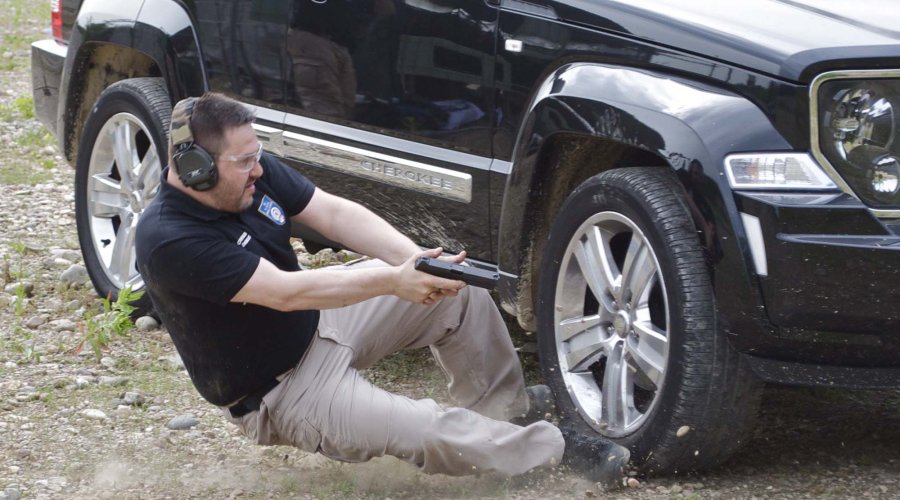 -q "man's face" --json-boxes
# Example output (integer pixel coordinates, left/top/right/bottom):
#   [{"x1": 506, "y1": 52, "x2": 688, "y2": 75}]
[{"x1": 207, "y1": 124, "x2": 263, "y2": 213}]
